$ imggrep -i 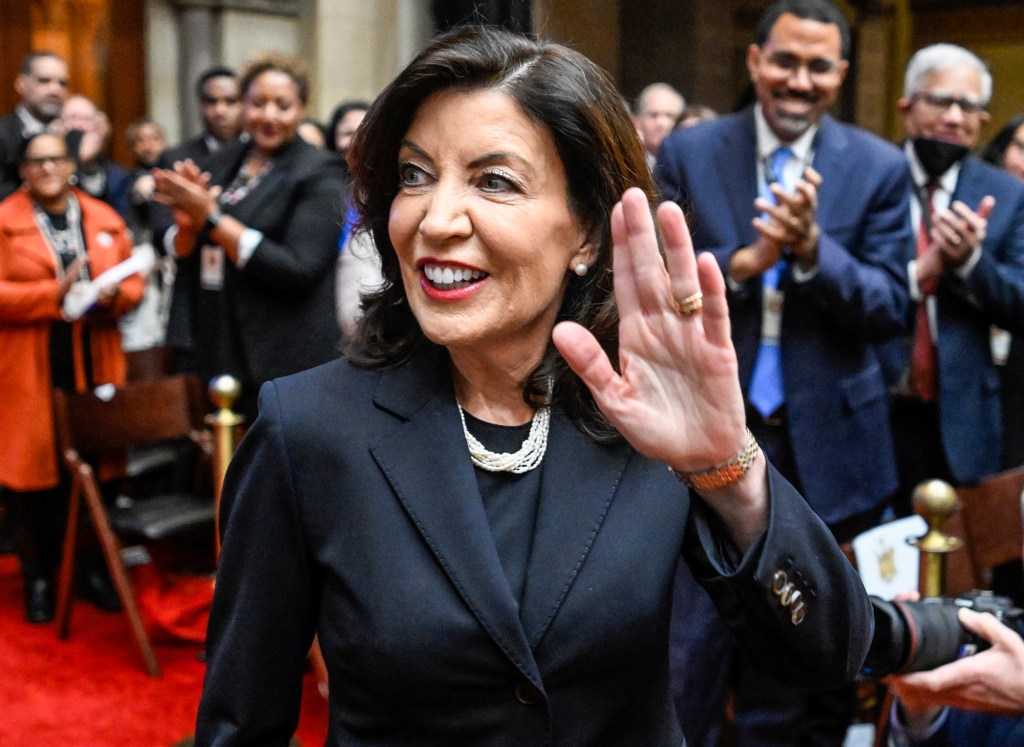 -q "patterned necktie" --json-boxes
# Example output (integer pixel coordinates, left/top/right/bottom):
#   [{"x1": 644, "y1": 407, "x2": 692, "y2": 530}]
[
  {"x1": 748, "y1": 146, "x2": 794, "y2": 418},
  {"x1": 909, "y1": 183, "x2": 939, "y2": 401}
]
